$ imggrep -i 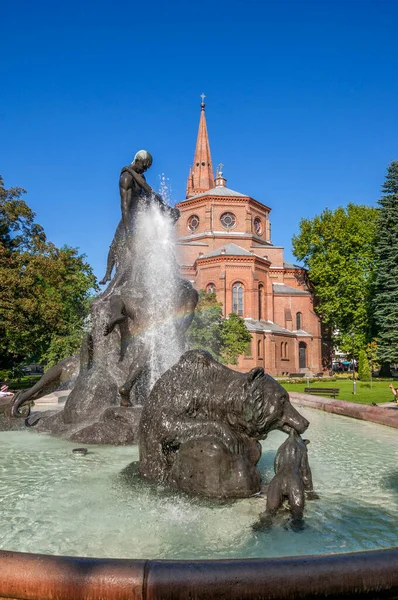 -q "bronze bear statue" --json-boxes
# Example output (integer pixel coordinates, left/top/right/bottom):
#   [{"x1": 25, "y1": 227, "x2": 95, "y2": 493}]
[
  {"x1": 139, "y1": 350, "x2": 309, "y2": 499},
  {"x1": 266, "y1": 428, "x2": 314, "y2": 521}
]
